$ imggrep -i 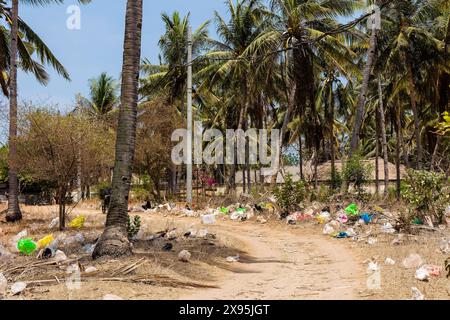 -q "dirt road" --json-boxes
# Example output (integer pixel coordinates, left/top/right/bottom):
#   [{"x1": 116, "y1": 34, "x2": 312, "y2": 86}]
[{"x1": 177, "y1": 219, "x2": 365, "y2": 300}]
